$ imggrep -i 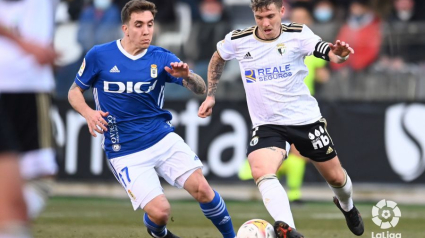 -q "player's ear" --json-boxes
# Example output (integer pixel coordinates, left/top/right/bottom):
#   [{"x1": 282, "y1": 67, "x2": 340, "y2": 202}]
[
  {"x1": 122, "y1": 24, "x2": 128, "y2": 36},
  {"x1": 280, "y1": 5, "x2": 285, "y2": 16}
]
